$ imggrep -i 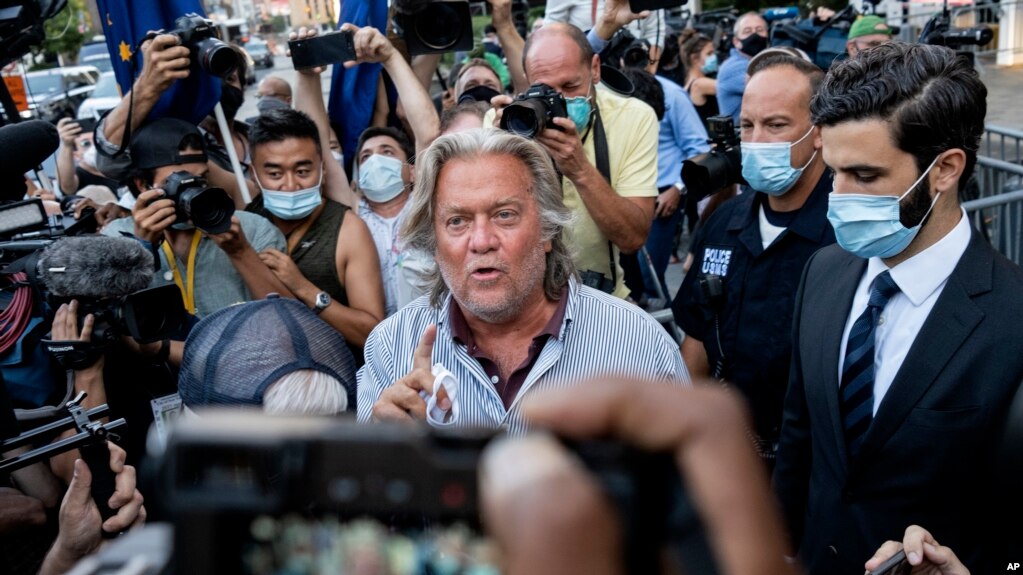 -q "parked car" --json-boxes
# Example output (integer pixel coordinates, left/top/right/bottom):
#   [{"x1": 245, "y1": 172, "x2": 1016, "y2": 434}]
[
  {"x1": 246, "y1": 39, "x2": 274, "y2": 69},
  {"x1": 77, "y1": 72, "x2": 120, "y2": 120},
  {"x1": 22, "y1": 65, "x2": 101, "y2": 121},
  {"x1": 81, "y1": 54, "x2": 114, "y2": 73}
]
